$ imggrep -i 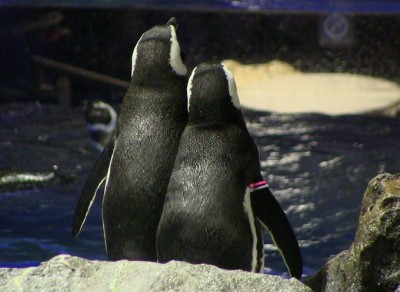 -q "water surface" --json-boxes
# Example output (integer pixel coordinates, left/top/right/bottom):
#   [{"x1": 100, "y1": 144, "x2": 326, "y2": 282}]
[{"x1": 1, "y1": 103, "x2": 399, "y2": 276}]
